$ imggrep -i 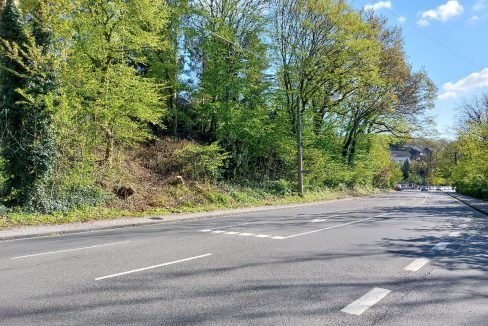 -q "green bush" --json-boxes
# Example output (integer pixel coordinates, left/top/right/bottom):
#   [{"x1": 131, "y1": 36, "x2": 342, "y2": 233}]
[
  {"x1": 456, "y1": 174, "x2": 488, "y2": 200},
  {"x1": 267, "y1": 179, "x2": 293, "y2": 195},
  {"x1": 141, "y1": 140, "x2": 228, "y2": 183},
  {"x1": 176, "y1": 143, "x2": 229, "y2": 182},
  {"x1": 23, "y1": 185, "x2": 109, "y2": 214}
]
